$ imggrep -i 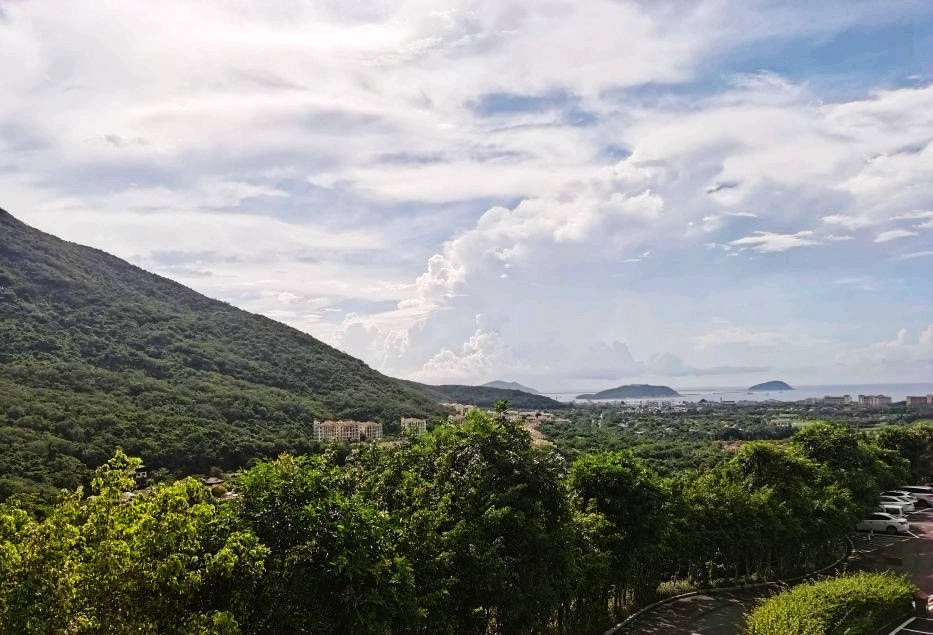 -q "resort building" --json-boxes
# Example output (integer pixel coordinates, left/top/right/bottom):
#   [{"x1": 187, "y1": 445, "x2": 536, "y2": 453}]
[
  {"x1": 313, "y1": 420, "x2": 383, "y2": 442},
  {"x1": 442, "y1": 402, "x2": 473, "y2": 414},
  {"x1": 906, "y1": 395, "x2": 933, "y2": 407},
  {"x1": 858, "y1": 394, "x2": 892, "y2": 407},
  {"x1": 400, "y1": 417, "x2": 428, "y2": 436}
]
